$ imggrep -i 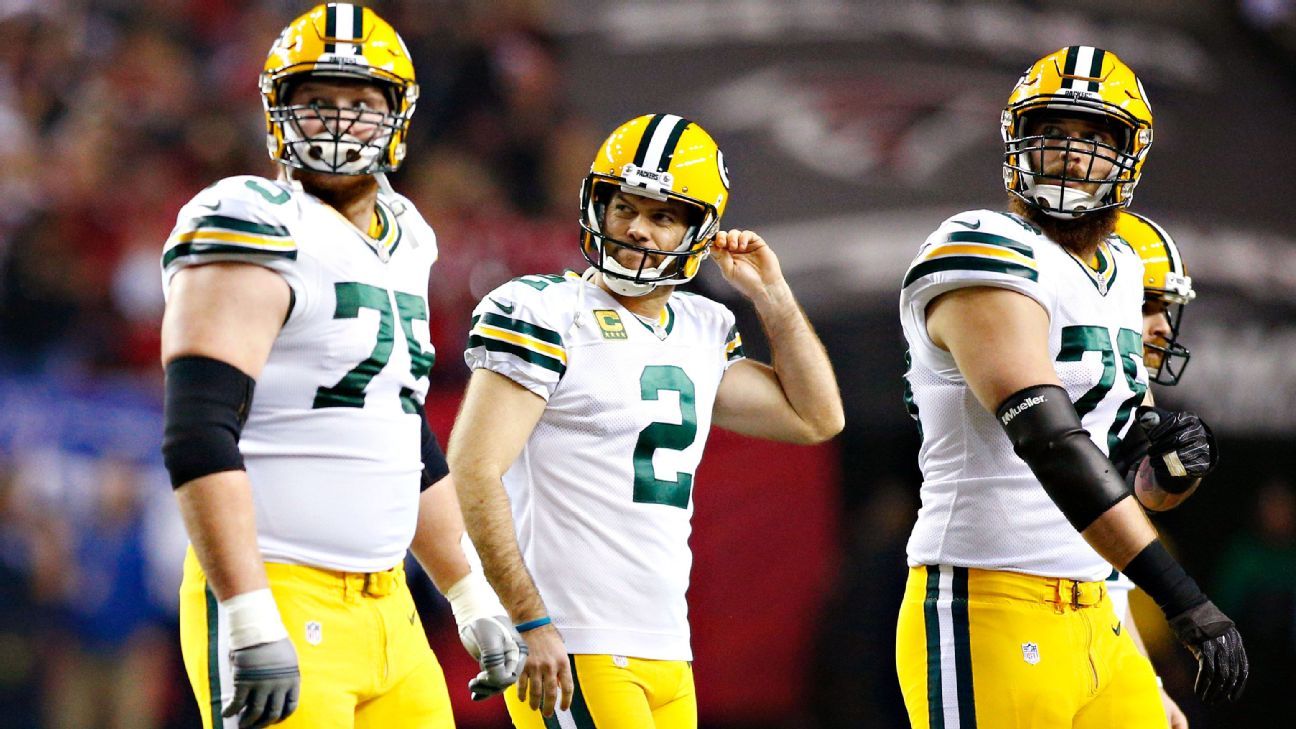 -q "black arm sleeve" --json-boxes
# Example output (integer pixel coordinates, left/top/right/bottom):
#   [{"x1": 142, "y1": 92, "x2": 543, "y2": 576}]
[
  {"x1": 416, "y1": 402, "x2": 449, "y2": 491},
  {"x1": 996, "y1": 384, "x2": 1131, "y2": 532},
  {"x1": 161, "y1": 355, "x2": 254, "y2": 488}
]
